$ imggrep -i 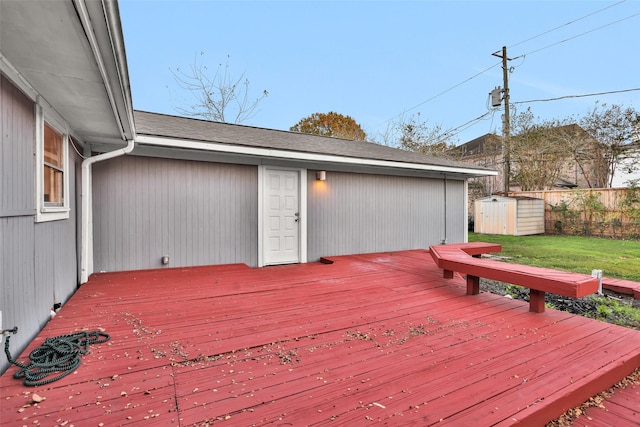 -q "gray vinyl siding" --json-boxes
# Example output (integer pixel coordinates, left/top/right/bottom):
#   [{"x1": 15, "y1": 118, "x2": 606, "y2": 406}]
[
  {"x1": 1, "y1": 157, "x2": 80, "y2": 376},
  {"x1": 444, "y1": 178, "x2": 466, "y2": 242},
  {"x1": 307, "y1": 171, "x2": 466, "y2": 261},
  {"x1": 1, "y1": 75, "x2": 79, "y2": 375},
  {"x1": 92, "y1": 156, "x2": 258, "y2": 272},
  {"x1": 1, "y1": 74, "x2": 34, "y2": 216}
]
